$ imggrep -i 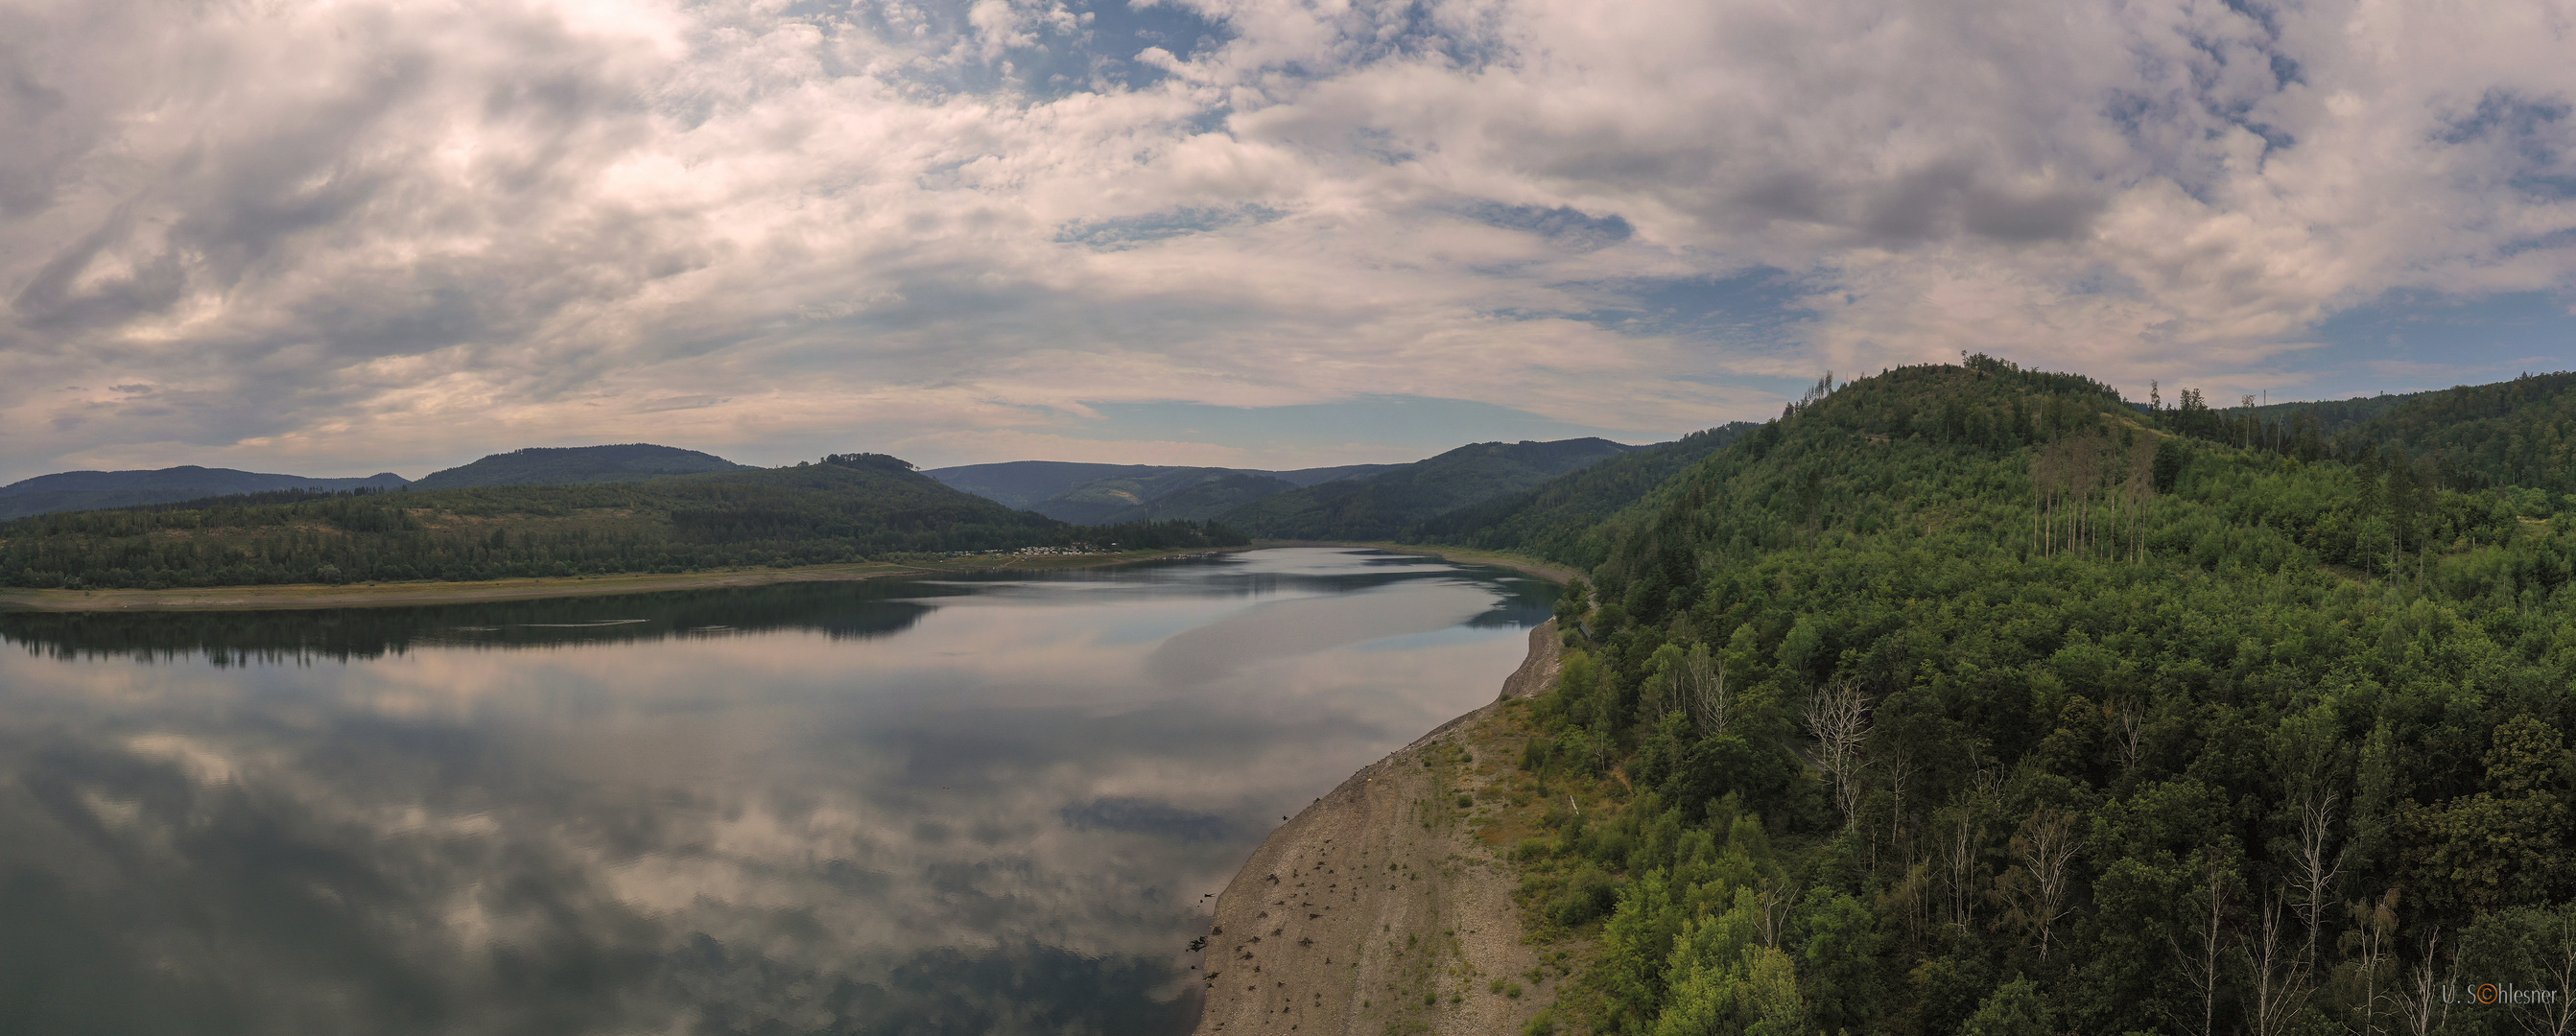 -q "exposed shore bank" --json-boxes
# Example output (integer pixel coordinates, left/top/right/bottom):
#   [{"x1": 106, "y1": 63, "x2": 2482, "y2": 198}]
[
  {"x1": 1193, "y1": 618, "x2": 1566, "y2": 1036},
  {"x1": 0, "y1": 546, "x2": 1255, "y2": 612}
]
